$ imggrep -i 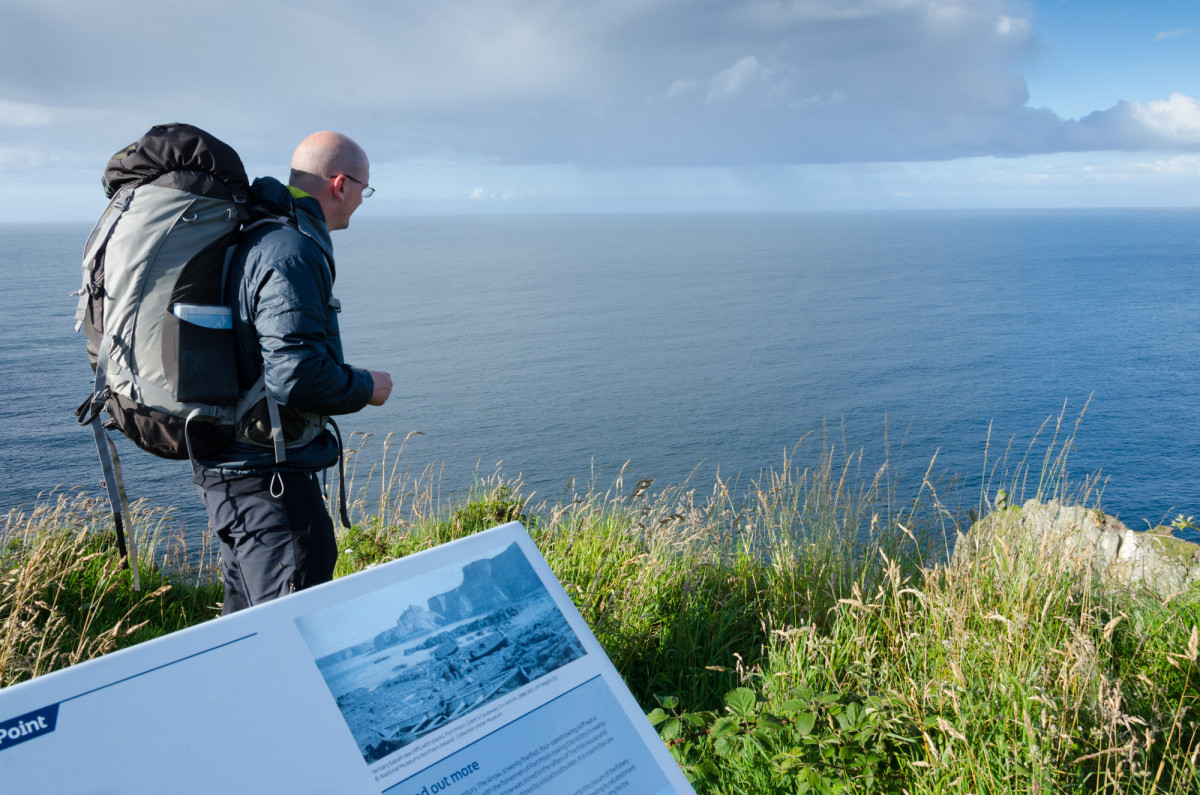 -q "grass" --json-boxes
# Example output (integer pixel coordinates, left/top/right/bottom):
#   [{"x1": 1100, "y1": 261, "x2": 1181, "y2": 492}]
[
  {"x1": 0, "y1": 490, "x2": 223, "y2": 686},
  {"x1": 2, "y1": 415, "x2": 1198, "y2": 793}
]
